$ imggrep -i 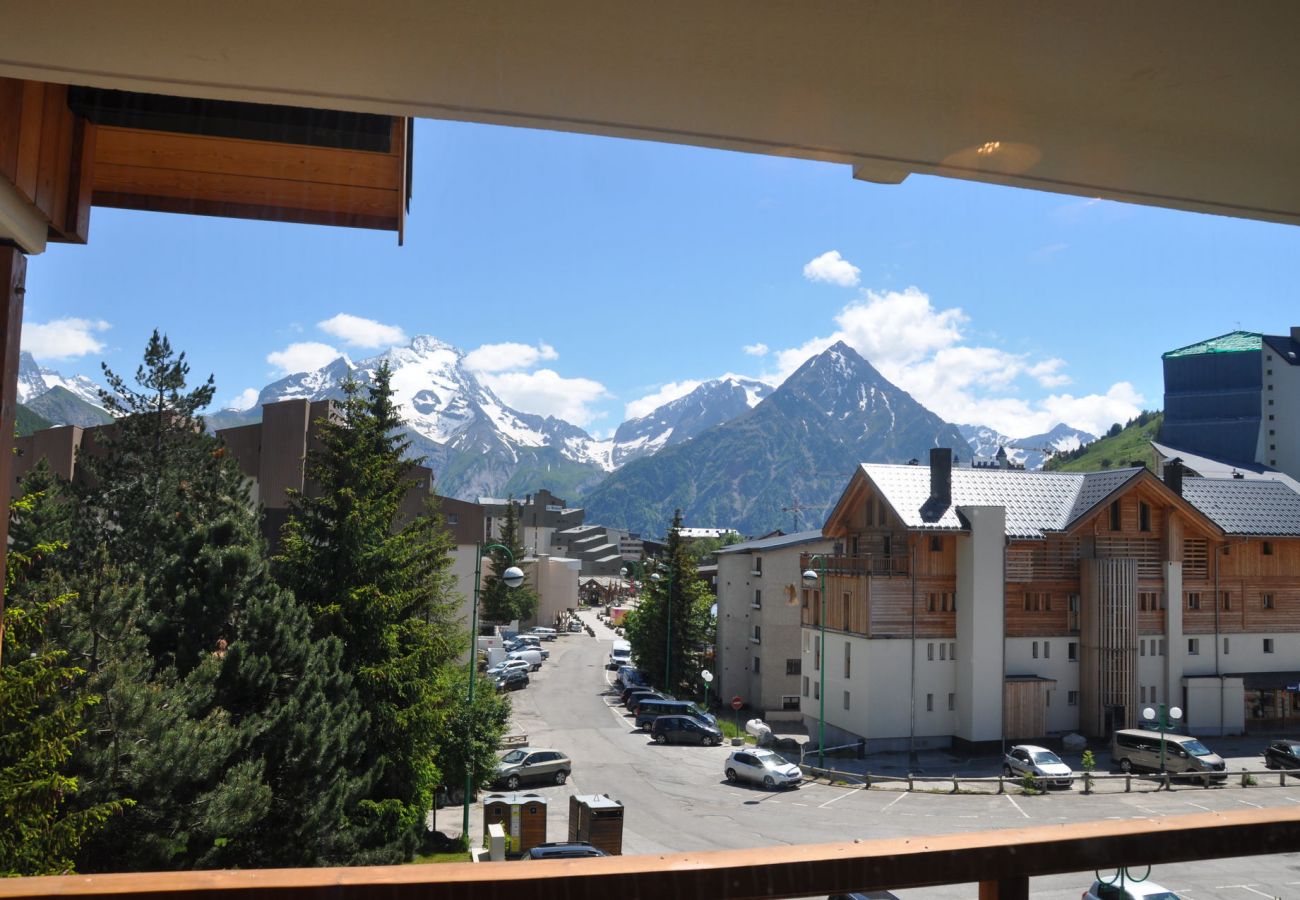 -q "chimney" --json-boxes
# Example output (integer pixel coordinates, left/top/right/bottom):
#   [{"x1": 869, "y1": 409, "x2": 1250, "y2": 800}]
[
  {"x1": 1164, "y1": 457, "x2": 1184, "y2": 496},
  {"x1": 930, "y1": 447, "x2": 952, "y2": 506},
  {"x1": 1291, "y1": 325, "x2": 1300, "y2": 343}
]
